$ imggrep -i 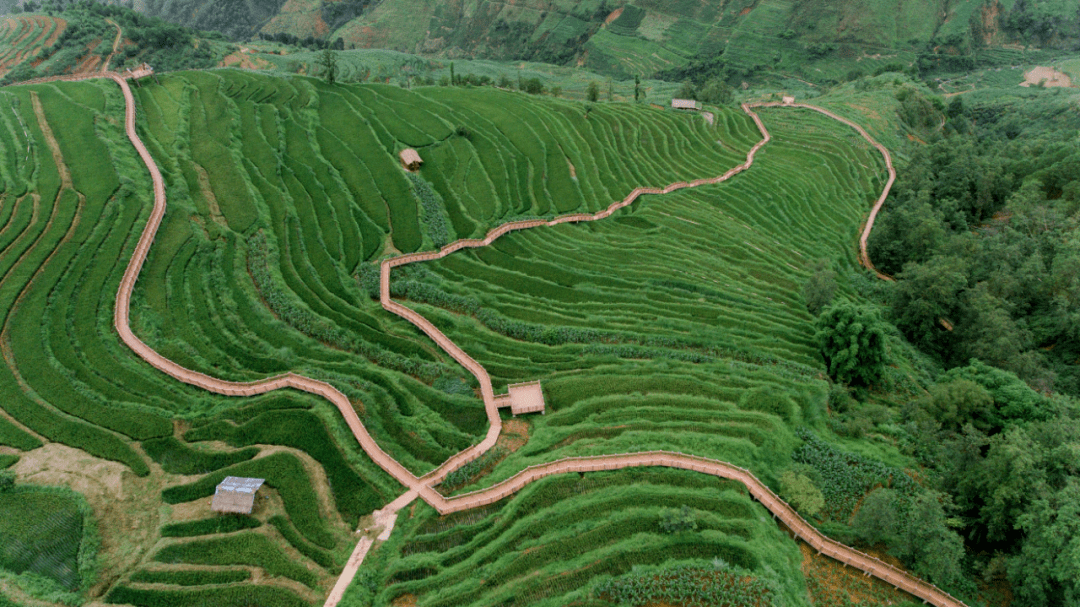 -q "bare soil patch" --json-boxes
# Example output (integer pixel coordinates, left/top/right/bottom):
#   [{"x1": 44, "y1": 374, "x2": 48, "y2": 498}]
[
  {"x1": 799, "y1": 541, "x2": 914, "y2": 605},
  {"x1": 12, "y1": 444, "x2": 164, "y2": 598},
  {"x1": 1020, "y1": 66, "x2": 1074, "y2": 88},
  {"x1": 605, "y1": 7, "x2": 624, "y2": 25}
]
